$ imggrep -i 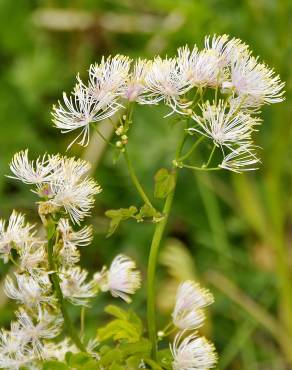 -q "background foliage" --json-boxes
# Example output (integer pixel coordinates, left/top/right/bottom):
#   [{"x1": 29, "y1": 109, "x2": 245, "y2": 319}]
[{"x1": 0, "y1": 0, "x2": 291, "y2": 369}]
